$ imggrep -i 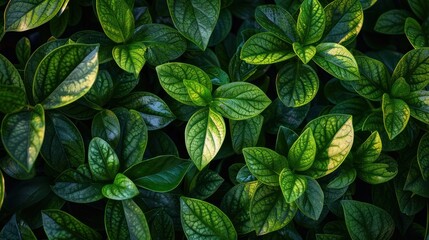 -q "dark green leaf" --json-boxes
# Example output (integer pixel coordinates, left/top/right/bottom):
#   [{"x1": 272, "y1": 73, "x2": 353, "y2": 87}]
[
  {"x1": 275, "y1": 126, "x2": 299, "y2": 156},
  {"x1": 288, "y1": 128, "x2": 316, "y2": 171},
  {"x1": 15, "y1": 37, "x2": 31, "y2": 65},
  {"x1": 251, "y1": 184, "x2": 297, "y2": 235},
  {"x1": 102, "y1": 173, "x2": 139, "y2": 200},
  {"x1": 85, "y1": 70, "x2": 114, "y2": 106},
  {"x1": 374, "y1": 10, "x2": 412, "y2": 35},
  {"x1": 0, "y1": 155, "x2": 36, "y2": 180},
  {"x1": 185, "y1": 108, "x2": 226, "y2": 170},
  {"x1": 91, "y1": 109, "x2": 121, "y2": 148},
  {"x1": 240, "y1": 32, "x2": 295, "y2": 64},
  {"x1": 357, "y1": 154, "x2": 398, "y2": 184},
  {"x1": 0, "y1": 215, "x2": 37, "y2": 240},
  {"x1": 354, "y1": 131, "x2": 382, "y2": 163},
  {"x1": 112, "y1": 43, "x2": 146, "y2": 77},
  {"x1": 209, "y1": 9, "x2": 232, "y2": 46},
  {"x1": 313, "y1": 43, "x2": 360, "y2": 81},
  {"x1": 0, "y1": 85, "x2": 26, "y2": 114},
  {"x1": 148, "y1": 209, "x2": 174, "y2": 240},
  {"x1": 105, "y1": 199, "x2": 150, "y2": 240},
  {"x1": 408, "y1": 0, "x2": 429, "y2": 20},
  {"x1": 242, "y1": 147, "x2": 287, "y2": 186},
  {"x1": 382, "y1": 94, "x2": 410, "y2": 140},
  {"x1": 189, "y1": 169, "x2": 224, "y2": 199},
  {"x1": 279, "y1": 168, "x2": 307, "y2": 203},
  {"x1": 5, "y1": 0, "x2": 66, "y2": 31},
  {"x1": 167, "y1": 0, "x2": 221, "y2": 50},
  {"x1": 405, "y1": 17, "x2": 429, "y2": 49},
  {"x1": 33, "y1": 43, "x2": 99, "y2": 109},
  {"x1": 296, "y1": 176, "x2": 324, "y2": 220},
  {"x1": 341, "y1": 200, "x2": 394, "y2": 240},
  {"x1": 124, "y1": 155, "x2": 191, "y2": 192},
  {"x1": 404, "y1": 157, "x2": 429, "y2": 197},
  {"x1": 145, "y1": 131, "x2": 179, "y2": 158},
  {"x1": 42, "y1": 209, "x2": 102, "y2": 240},
  {"x1": 255, "y1": 5, "x2": 298, "y2": 43},
  {"x1": 236, "y1": 165, "x2": 257, "y2": 183},
  {"x1": 96, "y1": 0, "x2": 134, "y2": 43},
  {"x1": 221, "y1": 182, "x2": 258, "y2": 234},
  {"x1": 403, "y1": 90, "x2": 429, "y2": 124},
  {"x1": 211, "y1": 82, "x2": 271, "y2": 120},
  {"x1": 88, "y1": 137, "x2": 120, "y2": 181},
  {"x1": 0, "y1": 53, "x2": 25, "y2": 88},
  {"x1": 230, "y1": 115, "x2": 264, "y2": 154},
  {"x1": 118, "y1": 92, "x2": 176, "y2": 130},
  {"x1": 392, "y1": 48, "x2": 429, "y2": 91},
  {"x1": 276, "y1": 62, "x2": 319, "y2": 107},
  {"x1": 323, "y1": 0, "x2": 363, "y2": 45},
  {"x1": 156, "y1": 62, "x2": 212, "y2": 106},
  {"x1": 417, "y1": 132, "x2": 429, "y2": 180},
  {"x1": 180, "y1": 196, "x2": 237, "y2": 240},
  {"x1": 1, "y1": 104, "x2": 45, "y2": 172},
  {"x1": 302, "y1": 114, "x2": 354, "y2": 178},
  {"x1": 391, "y1": 77, "x2": 411, "y2": 98},
  {"x1": 297, "y1": 0, "x2": 325, "y2": 45},
  {"x1": 41, "y1": 113, "x2": 85, "y2": 171},
  {"x1": 327, "y1": 168, "x2": 357, "y2": 189}
]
